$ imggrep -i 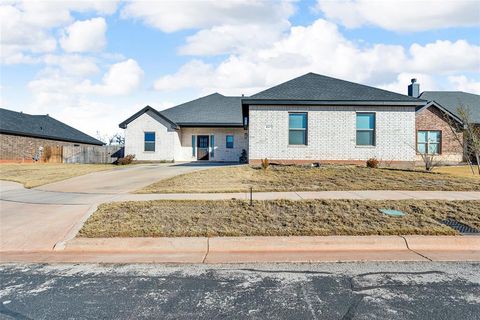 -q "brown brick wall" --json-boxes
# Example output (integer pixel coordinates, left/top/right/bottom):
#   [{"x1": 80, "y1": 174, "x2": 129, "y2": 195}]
[
  {"x1": 0, "y1": 133, "x2": 95, "y2": 163},
  {"x1": 415, "y1": 106, "x2": 464, "y2": 163}
]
